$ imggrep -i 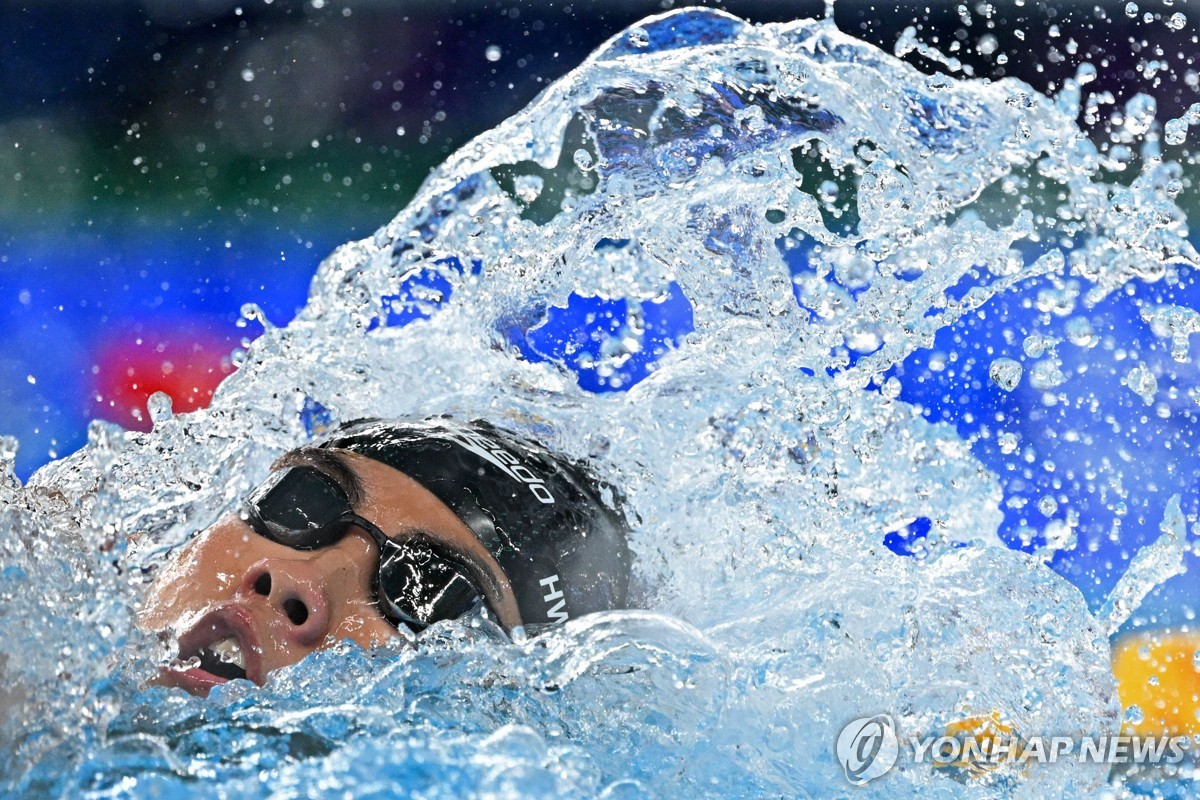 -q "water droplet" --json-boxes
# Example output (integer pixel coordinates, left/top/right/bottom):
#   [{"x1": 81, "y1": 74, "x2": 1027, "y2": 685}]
[
  {"x1": 86, "y1": 419, "x2": 124, "y2": 455},
  {"x1": 1125, "y1": 2, "x2": 1139, "y2": 18},
  {"x1": 1043, "y1": 519, "x2": 1075, "y2": 551},
  {"x1": 989, "y1": 358, "x2": 1023, "y2": 391},
  {"x1": 485, "y1": 45, "x2": 502, "y2": 62},
  {"x1": 1122, "y1": 94, "x2": 1157, "y2": 137},
  {"x1": 845, "y1": 325, "x2": 881, "y2": 354},
  {"x1": 998, "y1": 432, "x2": 1019, "y2": 455},
  {"x1": 1125, "y1": 704, "x2": 1145, "y2": 725},
  {"x1": 1023, "y1": 333, "x2": 1055, "y2": 358},
  {"x1": 1035, "y1": 283, "x2": 1079, "y2": 316},
  {"x1": 241, "y1": 68, "x2": 255, "y2": 82},
  {"x1": 1039, "y1": 496, "x2": 1059, "y2": 517},
  {"x1": 1029, "y1": 358, "x2": 1066, "y2": 390},
  {"x1": 147, "y1": 392, "x2": 174, "y2": 426},
  {"x1": 1064, "y1": 317, "x2": 1097, "y2": 348},
  {"x1": 1123, "y1": 364, "x2": 1157, "y2": 405},
  {"x1": 0, "y1": 435, "x2": 18, "y2": 464},
  {"x1": 925, "y1": 73, "x2": 953, "y2": 91},
  {"x1": 1141, "y1": 304, "x2": 1200, "y2": 362},
  {"x1": 514, "y1": 174, "x2": 544, "y2": 204},
  {"x1": 628, "y1": 26, "x2": 650, "y2": 48},
  {"x1": 238, "y1": 302, "x2": 273, "y2": 330},
  {"x1": 573, "y1": 149, "x2": 594, "y2": 171}
]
